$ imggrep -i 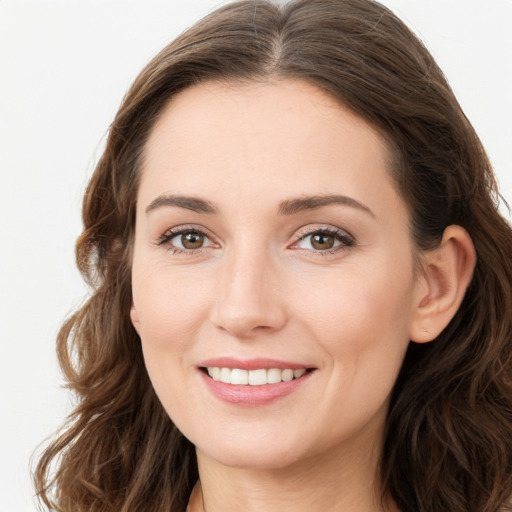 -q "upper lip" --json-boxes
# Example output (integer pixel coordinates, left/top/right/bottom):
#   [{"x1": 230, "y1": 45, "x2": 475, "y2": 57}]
[{"x1": 199, "y1": 357, "x2": 314, "y2": 371}]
